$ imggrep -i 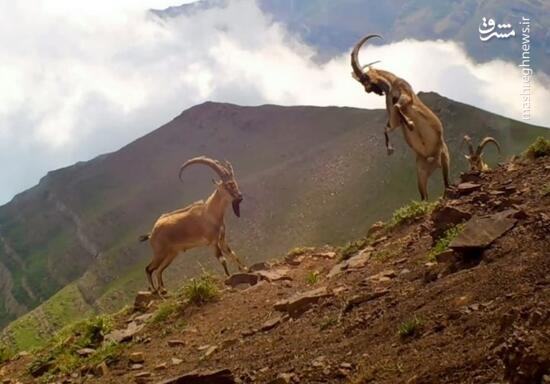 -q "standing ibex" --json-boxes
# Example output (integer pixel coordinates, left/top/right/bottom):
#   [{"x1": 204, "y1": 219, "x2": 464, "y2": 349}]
[
  {"x1": 139, "y1": 156, "x2": 246, "y2": 293},
  {"x1": 351, "y1": 34, "x2": 450, "y2": 200},
  {"x1": 462, "y1": 135, "x2": 501, "y2": 171}
]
